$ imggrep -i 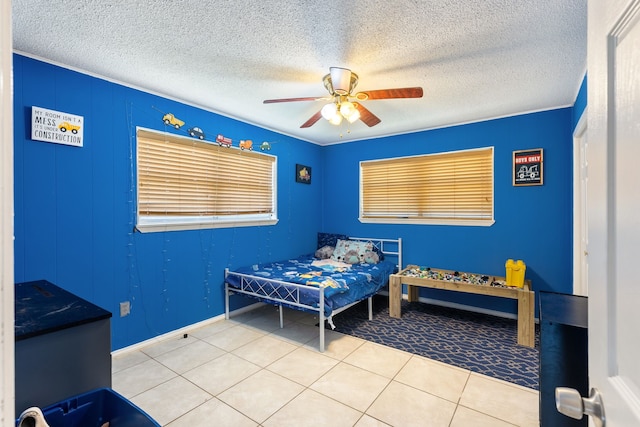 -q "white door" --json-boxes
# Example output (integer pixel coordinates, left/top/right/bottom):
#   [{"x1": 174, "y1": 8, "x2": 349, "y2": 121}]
[{"x1": 584, "y1": 0, "x2": 640, "y2": 425}]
